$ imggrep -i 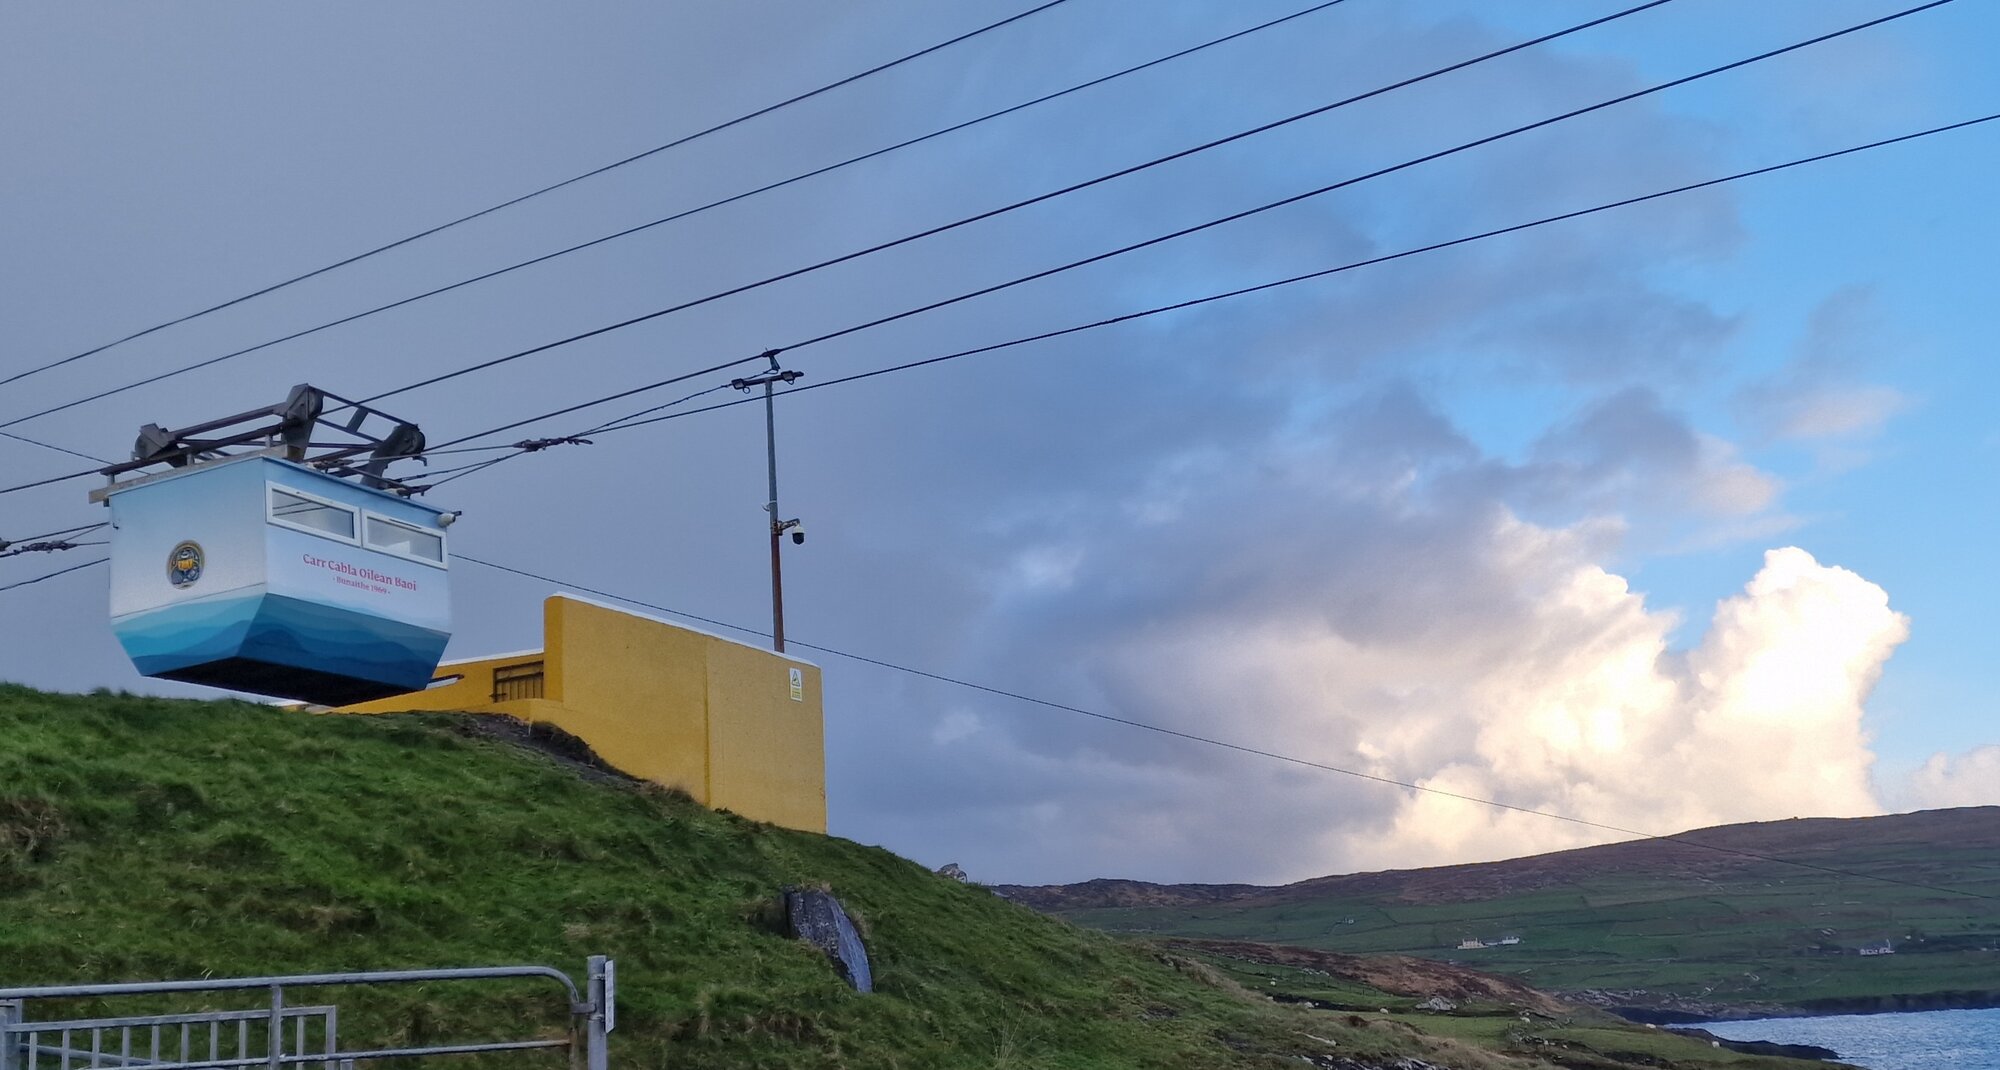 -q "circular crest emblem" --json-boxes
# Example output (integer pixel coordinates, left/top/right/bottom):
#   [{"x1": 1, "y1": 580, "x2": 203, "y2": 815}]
[{"x1": 167, "y1": 541, "x2": 205, "y2": 588}]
